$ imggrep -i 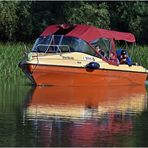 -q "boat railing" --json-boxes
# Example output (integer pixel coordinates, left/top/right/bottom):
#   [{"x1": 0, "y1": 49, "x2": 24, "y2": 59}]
[{"x1": 35, "y1": 44, "x2": 71, "y2": 54}]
